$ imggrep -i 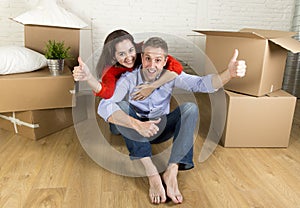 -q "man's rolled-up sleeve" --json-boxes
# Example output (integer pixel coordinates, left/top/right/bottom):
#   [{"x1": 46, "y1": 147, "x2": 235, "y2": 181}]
[
  {"x1": 174, "y1": 72, "x2": 216, "y2": 93},
  {"x1": 98, "y1": 75, "x2": 130, "y2": 121},
  {"x1": 98, "y1": 100, "x2": 122, "y2": 122}
]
